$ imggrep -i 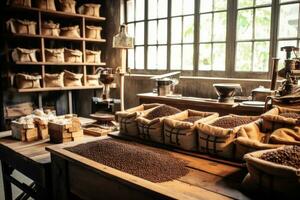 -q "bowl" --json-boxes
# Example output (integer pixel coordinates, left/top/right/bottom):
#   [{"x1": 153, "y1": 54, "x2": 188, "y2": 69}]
[{"x1": 213, "y1": 83, "x2": 241, "y2": 103}]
